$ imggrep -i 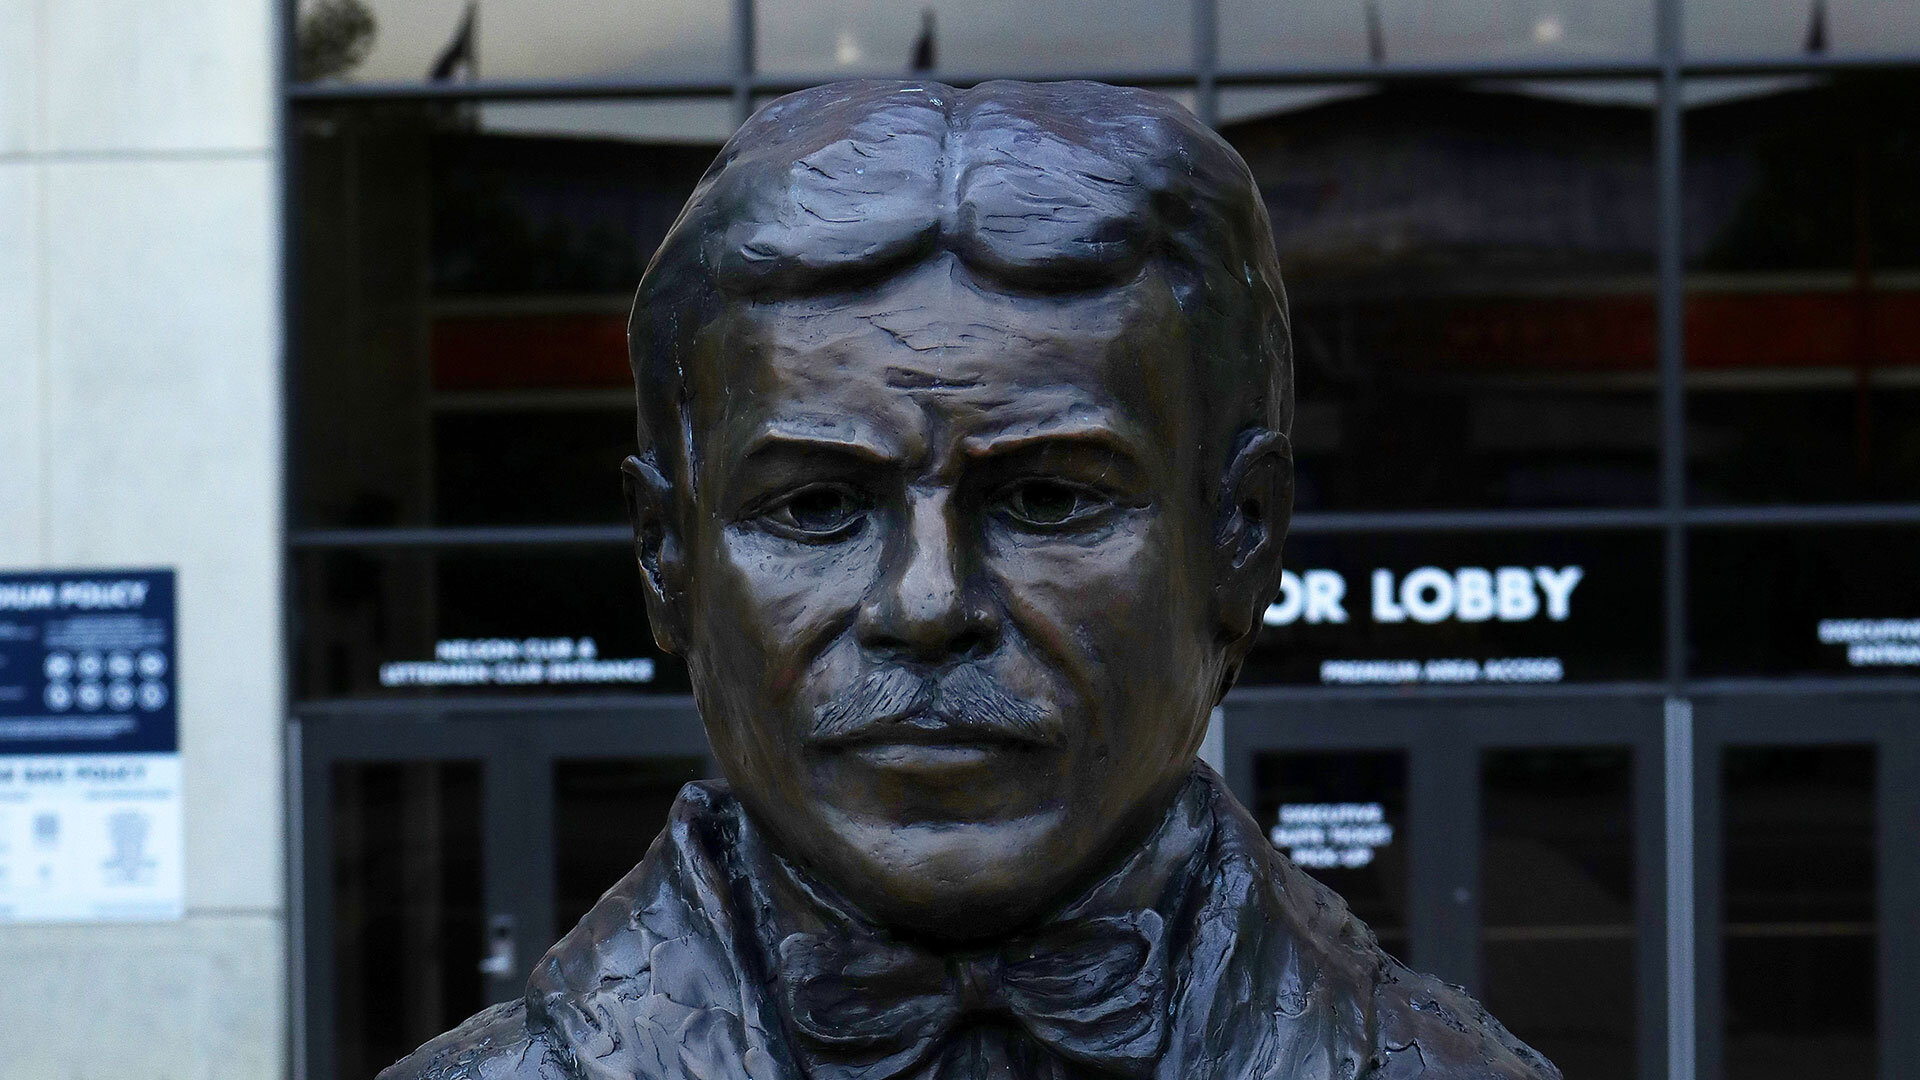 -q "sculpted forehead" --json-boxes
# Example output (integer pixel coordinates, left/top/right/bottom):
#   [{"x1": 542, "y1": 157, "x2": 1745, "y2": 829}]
[{"x1": 687, "y1": 258, "x2": 1195, "y2": 471}]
